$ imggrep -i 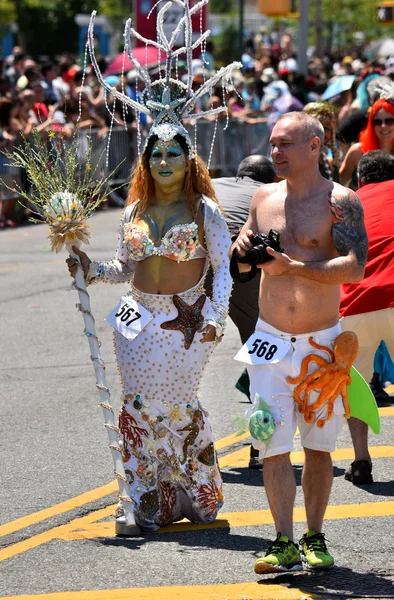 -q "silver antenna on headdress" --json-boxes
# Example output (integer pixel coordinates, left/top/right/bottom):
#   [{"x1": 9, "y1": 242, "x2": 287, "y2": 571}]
[
  {"x1": 87, "y1": 1, "x2": 242, "y2": 159},
  {"x1": 87, "y1": 12, "x2": 150, "y2": 115}
]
